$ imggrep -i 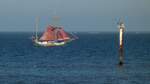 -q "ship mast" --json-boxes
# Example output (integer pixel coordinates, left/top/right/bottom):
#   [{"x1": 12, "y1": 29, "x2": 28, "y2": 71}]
[
  {"x1": 35, "y1": 17, "x2": 39, "y2": 41},
  {"x1": 52, "y1": 16, "x2": 60, "y2": 27}
]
